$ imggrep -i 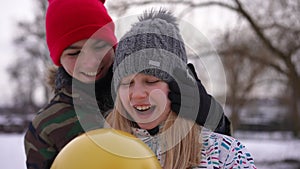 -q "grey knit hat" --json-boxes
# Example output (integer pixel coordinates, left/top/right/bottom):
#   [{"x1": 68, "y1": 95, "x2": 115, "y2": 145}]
[{"x1": 113, "y1": 9, "x2": 188, "y2": 90}]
